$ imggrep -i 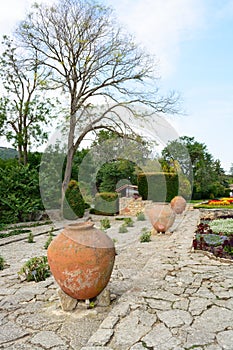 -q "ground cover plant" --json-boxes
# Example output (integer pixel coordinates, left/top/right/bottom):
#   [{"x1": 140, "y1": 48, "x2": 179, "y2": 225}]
[
  {"x1": 27, "y1": 232, "x2": 35, "y2": 243},
  {"x1": 18, "y1": 256, "x2": 50, "y2": 282},
  {"x1": 209, "y1": 218, "x2": 233, "y2": 235},
  {"x1": 0, "y1": 255, "x2": 5, "y2": 270},
  {"x1": 123, "y1": 217, "x2": 134, "y2": 227},
  {"x1": 140, "y1": 228, "x2": 151, "y2": 243},
  {"x1": 193, "y1": 221, "x2": 233, "y2": 260},
  {"x1": 100, "y1": 218, "x2": 111, "y2": 230},
  {"x1": 44, "y1": 229, "x2": 55, "y2": 249},
  {"x1": 0, "y1": 229, "x2": 32, "y2": 239},
  {"x1": 119, "y1": 224, "x2": 128, "y2": 233},
  {"x1": 136, "y1": 212, "x2": 146, "y2": 221}
]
